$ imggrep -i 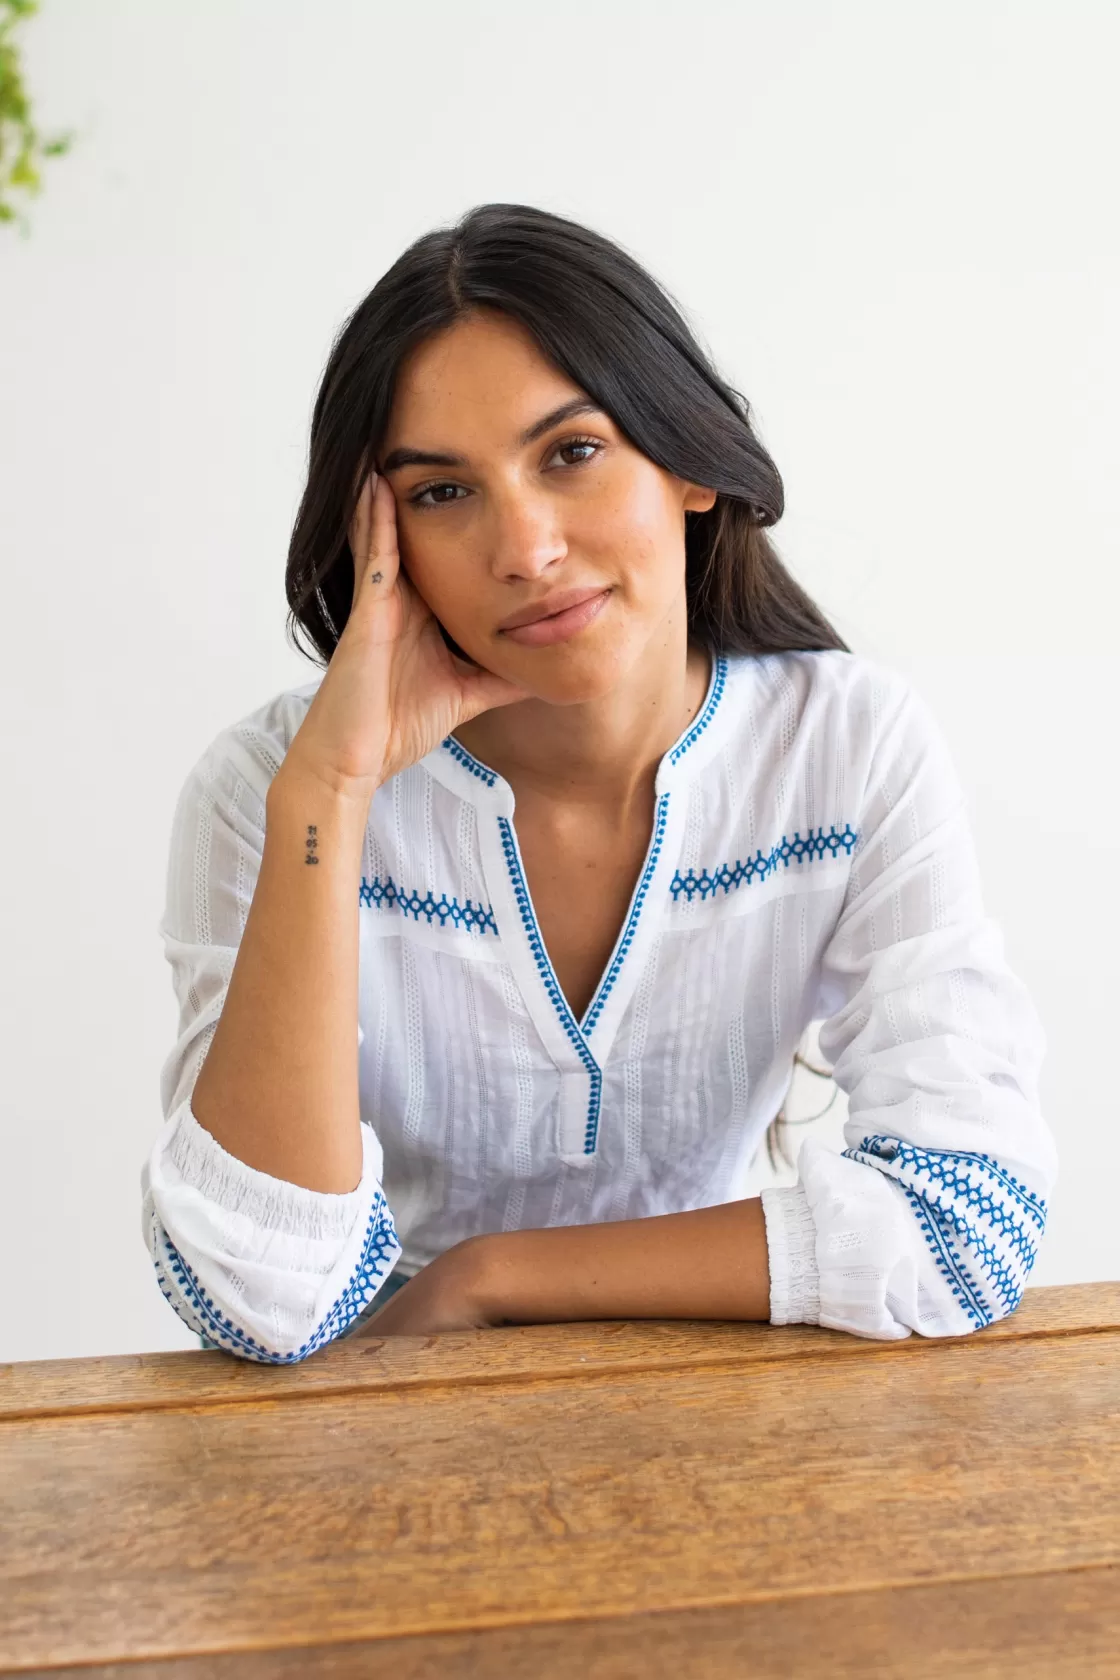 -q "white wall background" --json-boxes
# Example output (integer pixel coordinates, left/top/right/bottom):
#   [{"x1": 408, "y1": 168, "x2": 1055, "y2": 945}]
[{"x1": 2, "y1": 0, "x2": 1116, "y2": 1363}]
